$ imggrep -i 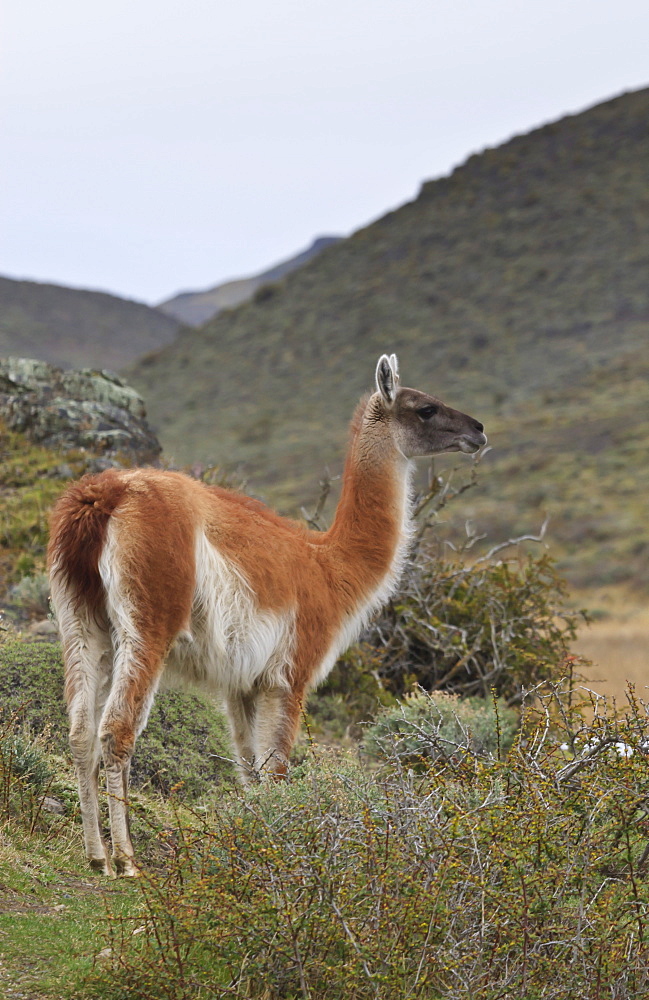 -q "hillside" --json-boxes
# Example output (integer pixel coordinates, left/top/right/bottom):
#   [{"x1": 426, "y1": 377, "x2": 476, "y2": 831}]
[
  {"x1": 158, "y1": 235, "x2": 342, "y2": 325},
  {"x1": 127, "y1": 88, "x2": 649, "y2": 592},
  {"x1": 0, "y1": 276, "x2": 179, "y2": 370}
]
